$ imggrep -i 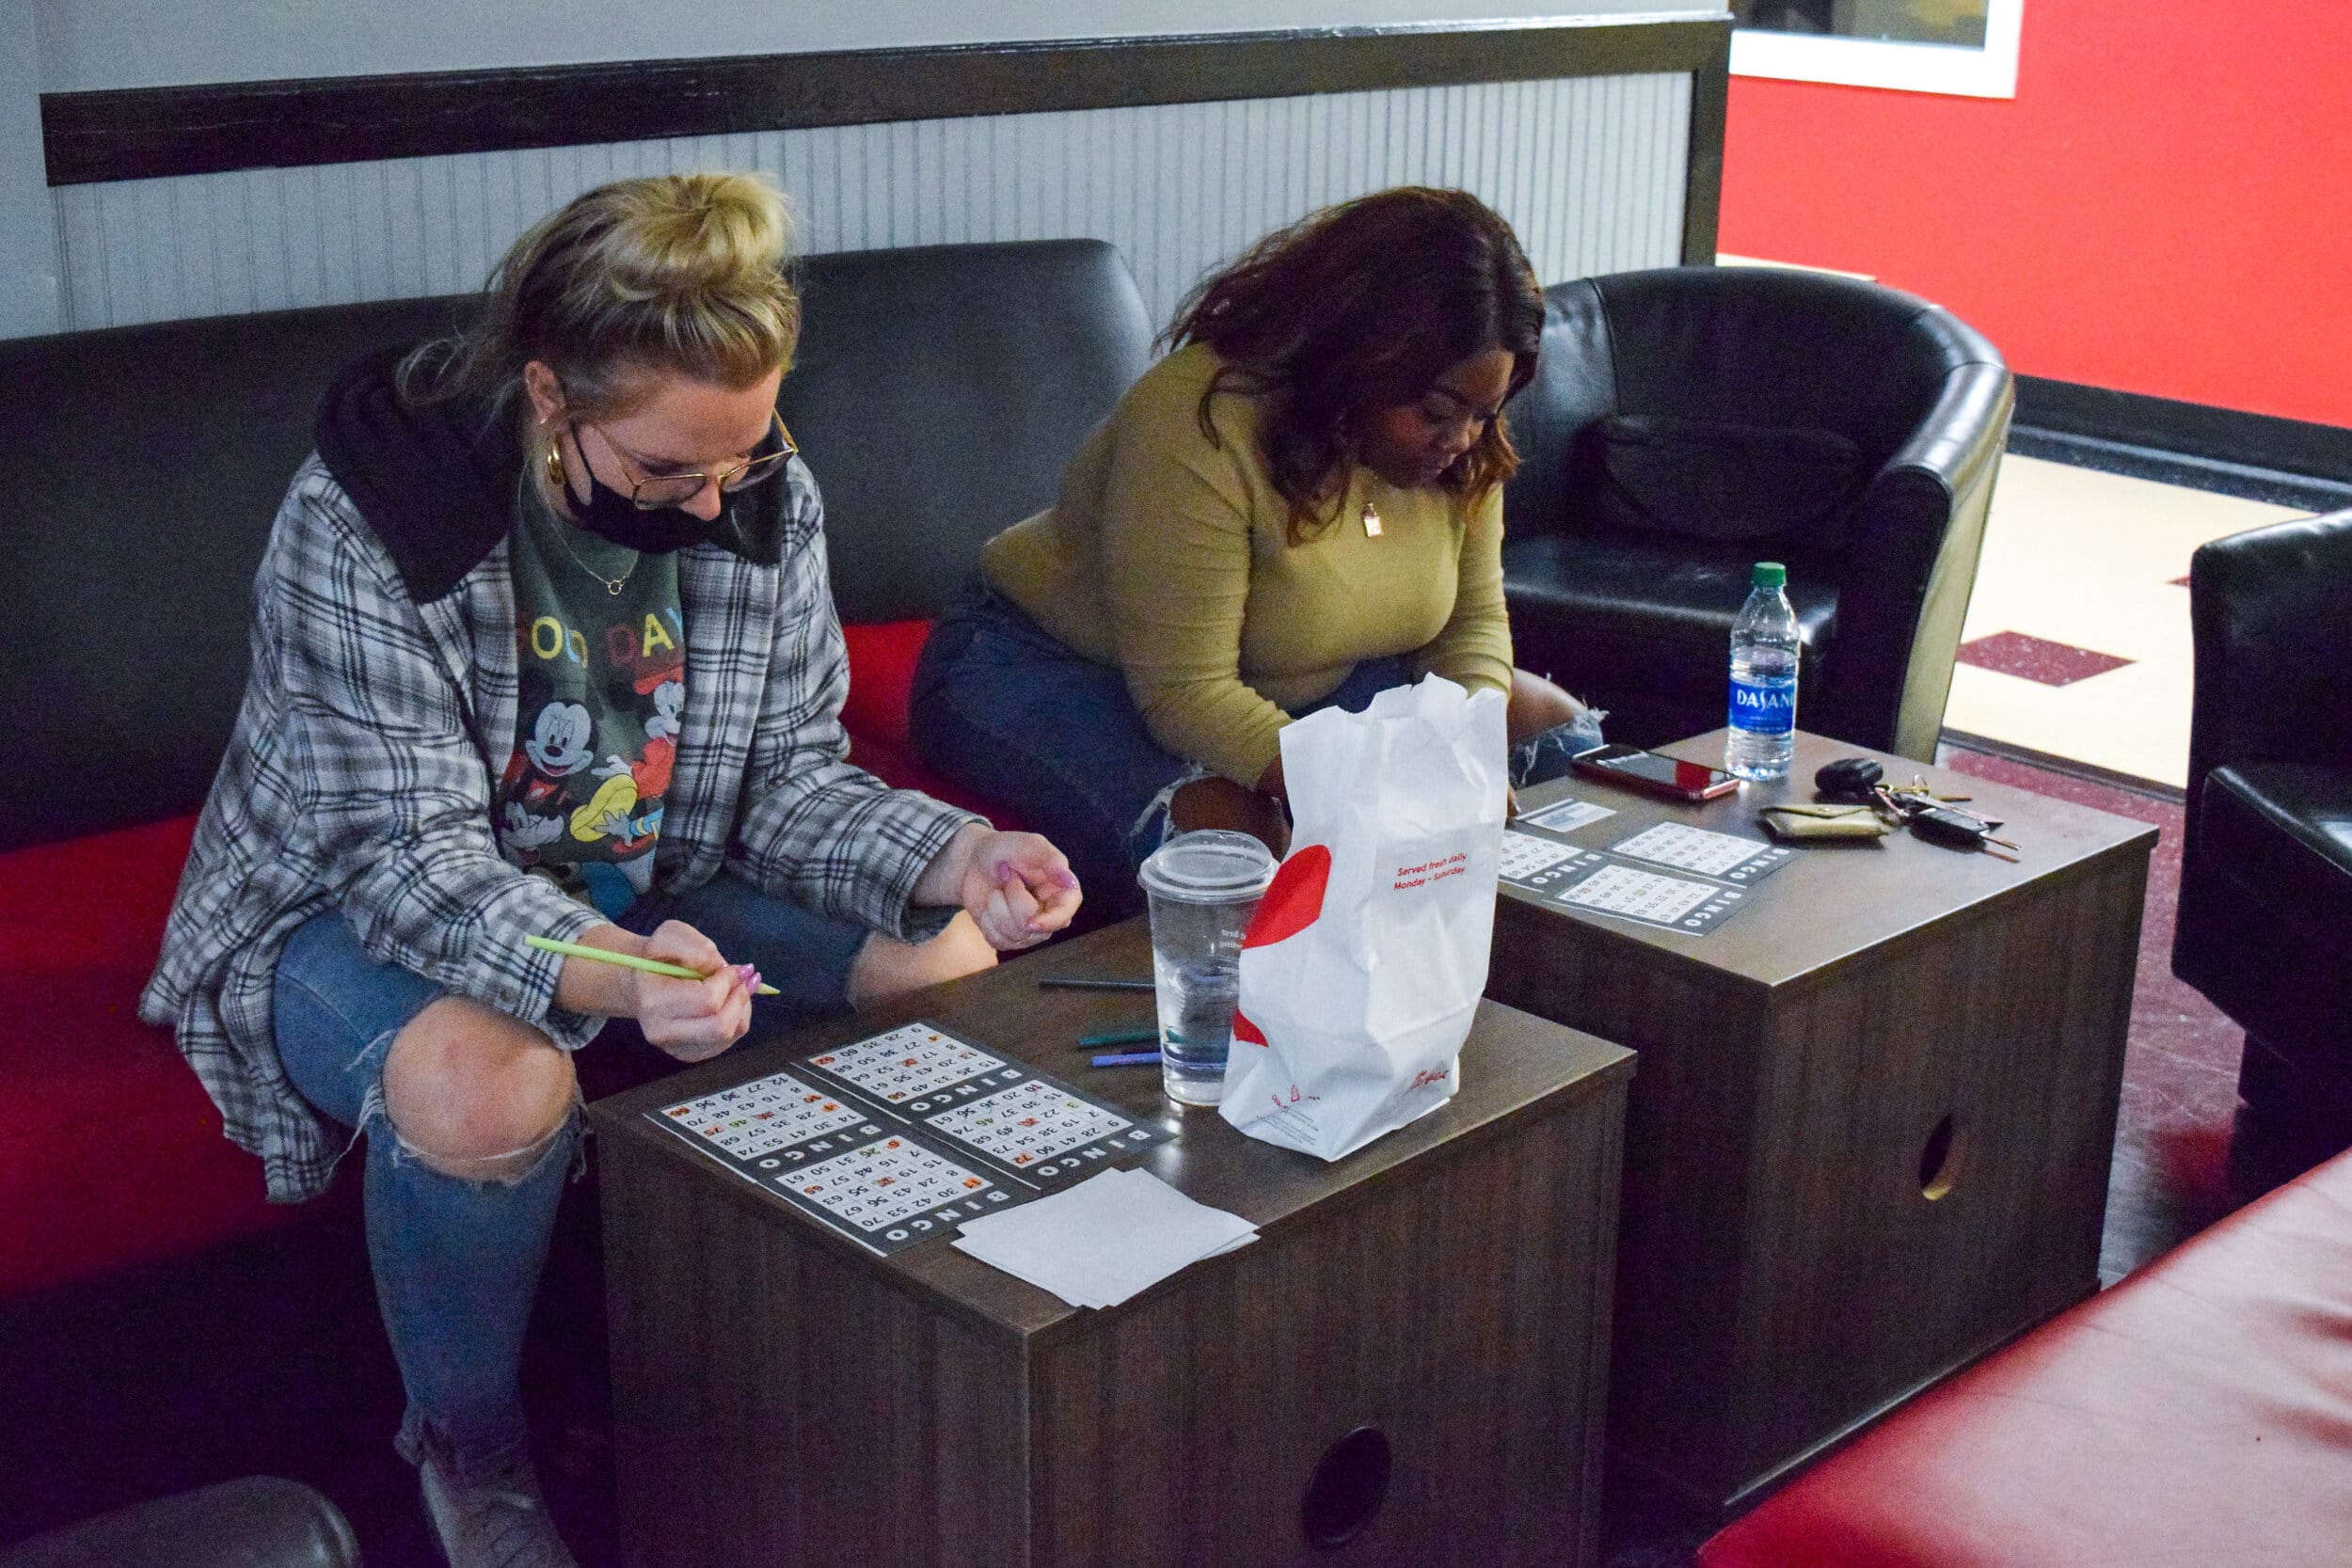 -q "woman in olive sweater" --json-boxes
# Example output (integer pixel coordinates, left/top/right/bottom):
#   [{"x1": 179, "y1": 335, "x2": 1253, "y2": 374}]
[{"x1": 910, "y1": 187, "x2": 1592, "y2": 918}]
